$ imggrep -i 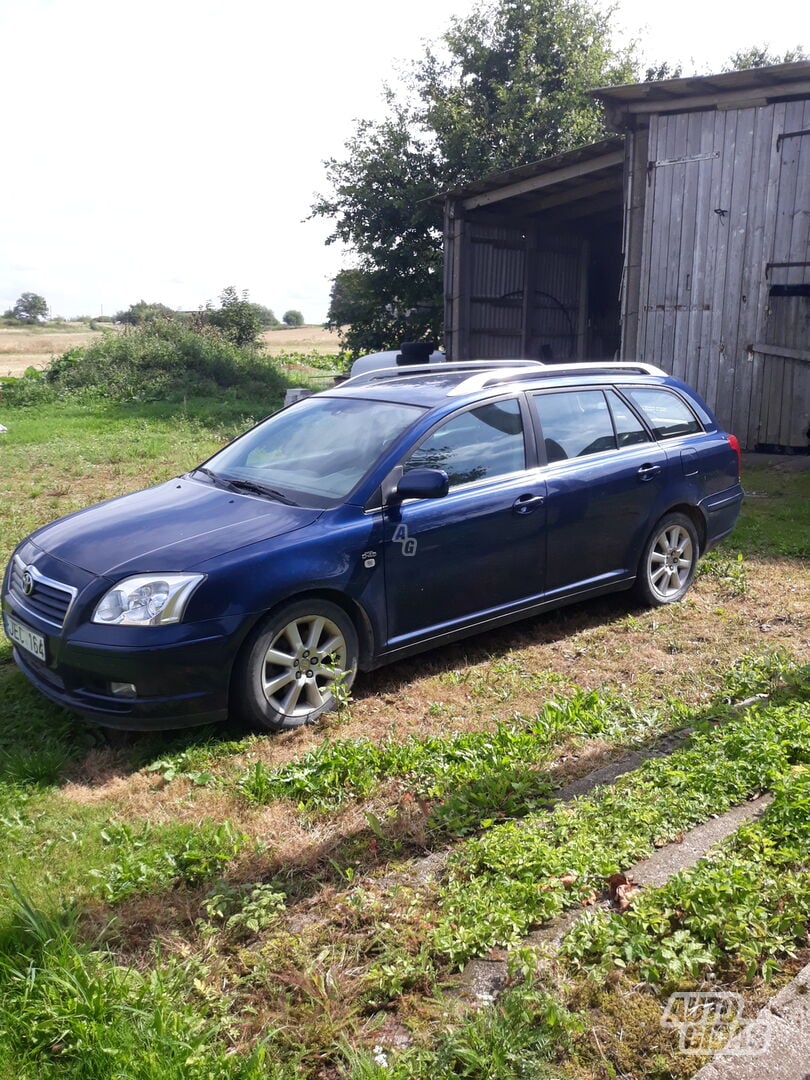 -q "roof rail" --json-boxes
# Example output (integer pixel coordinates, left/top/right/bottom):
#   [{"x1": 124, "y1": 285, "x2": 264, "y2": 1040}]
[
  {"x1": 446, "y1": 361, "x2": 667, "y2": 395},
  {"x1": 342, "y1": 360, "x2": 545, "y2": 388}
]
